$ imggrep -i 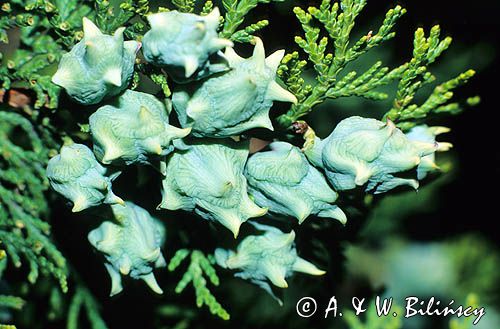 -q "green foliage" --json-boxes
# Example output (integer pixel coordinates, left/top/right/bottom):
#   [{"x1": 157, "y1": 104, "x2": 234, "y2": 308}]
[
  {"x1": 0, "y1": 107, "x2": 108, "y2": 329},
  {"x1": 172, "y1": 0, "x2": 197, "y2": 13},
  {"x1": 343, "y1": 300, "x2": 403, "y2": 329},
  {"x1": 0, "y1": 109, "x2": 67, "y2": 291},
  {"x1": 119, "y1": 0, "x2": 150, "y2": 18},
  {"x1": 0, "y1": 295, "x2": 25, "y2": 311},
  {"x1": 0, "y1": 325, "x2": 16, "y2": 329},
  {"x1": 93, "y1": 0, "x2": 143, "y2": 33},
  {"x1": 277, "y1": 0, "x2": 407, "y2": 127},
  {"x1": 200, "y1": 1, "x2": 215, "y2": 16},
  {"x1": 220, "y1": 0, "x2": 281, "y2": 42},
  {"x1": 17, "y1": 276, "x2": 108, "y2": 329},
  {"x1": 0, "y1": 292, "x2": 25, "y2": 327},
  {"x1": 277, "y1": 0, "x2": 475, "y2": 130},
  {"x1": 383, "y1": 26, "x2": 476, "y2": 130},
  {"x1": 150, "y1": 72, "x2": 172, "y2": 98},
  {"x1": 231, "y1": 19, "x2": 269, "y2": 43},
  {"x1": 278, "y1": 52, "x2": 311, "y2": 104},
  {"x1": 66, "y1": 286, "x2": 108, "y2": 329},
  {"x1": 0, "y1": 108, "x2": 86, "y2": 328},
  {"x1": 168, "y1": 249, "x2": 230, "y2": 320}
]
